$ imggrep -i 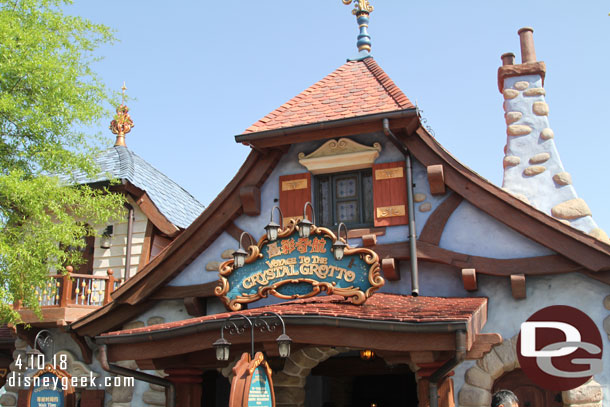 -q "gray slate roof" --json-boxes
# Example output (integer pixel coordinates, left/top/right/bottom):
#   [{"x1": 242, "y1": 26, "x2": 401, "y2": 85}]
[{"x1": 75, "y1": 146, "x2": 204, "y2": 229}]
